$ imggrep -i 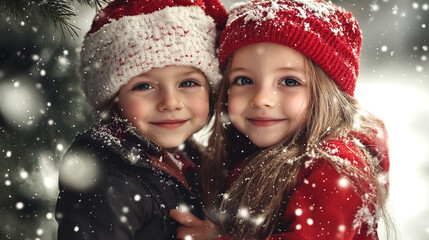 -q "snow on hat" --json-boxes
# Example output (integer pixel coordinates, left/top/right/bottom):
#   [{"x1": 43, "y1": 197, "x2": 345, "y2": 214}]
[
  {"x1": 219, "y1": 0, "x2": 362, "y2": 96},
  {"x1": 80, "y1": 0, "x2": 227, "y2": 109}
]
